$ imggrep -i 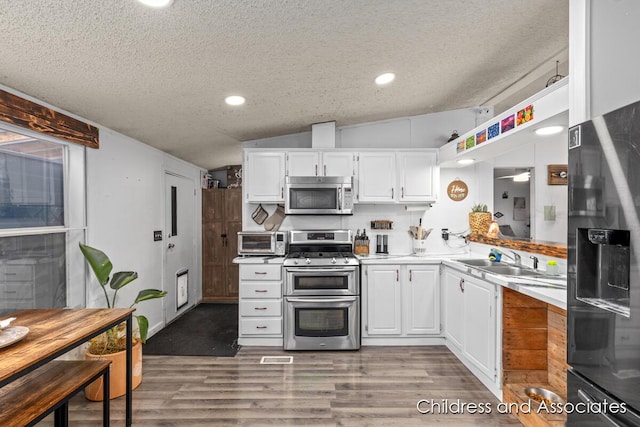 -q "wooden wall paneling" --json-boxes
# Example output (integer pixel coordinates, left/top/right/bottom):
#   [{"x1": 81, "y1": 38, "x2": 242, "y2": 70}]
[
  {"x1": 547, "y1": 306, "x2": 568, "y2": 398},
  {"x1": 503, "y1": 307, "x2": 547, "y2": 329},
  {"x1": 0, "y1": 88, "x2": 99, "y2": 148}
]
